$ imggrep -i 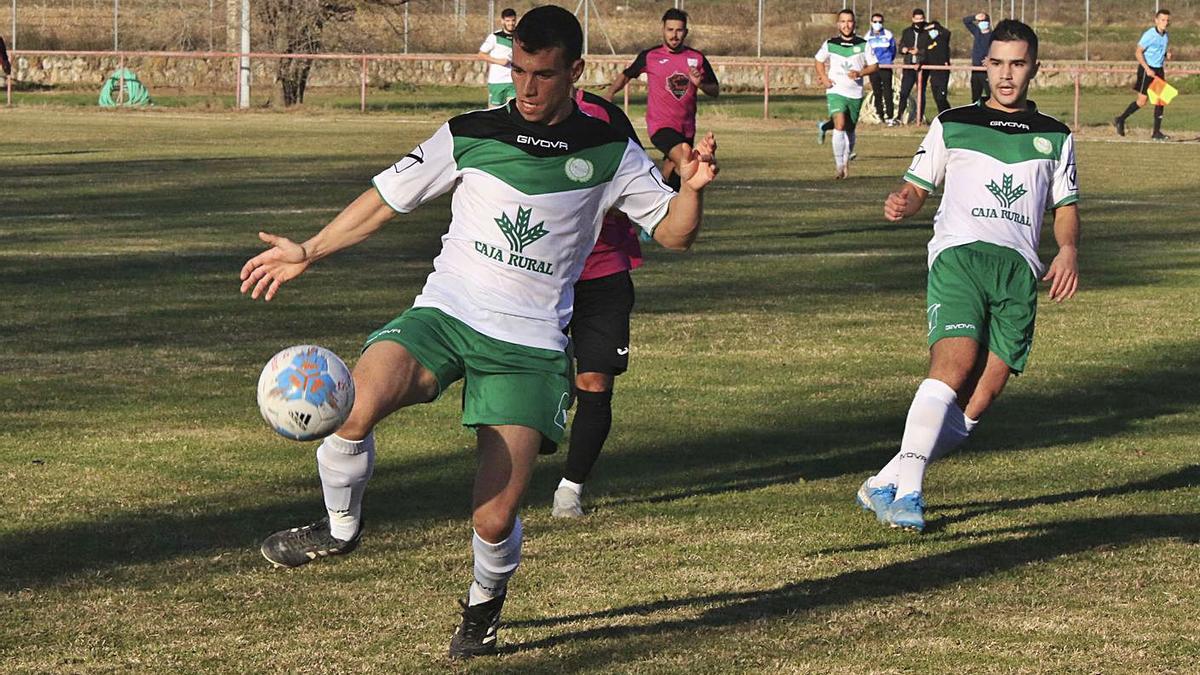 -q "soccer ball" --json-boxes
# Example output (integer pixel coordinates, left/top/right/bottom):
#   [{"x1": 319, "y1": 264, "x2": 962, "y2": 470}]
[{"x1": 257, "y1": 345, "x2": 355, "y2": 441}]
